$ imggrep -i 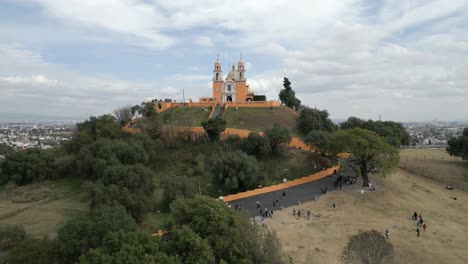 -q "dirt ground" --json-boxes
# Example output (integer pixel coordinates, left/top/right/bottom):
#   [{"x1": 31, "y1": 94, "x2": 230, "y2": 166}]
[{"x1": 266, "y1": 168, "x2": 468, "y2": 264}]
